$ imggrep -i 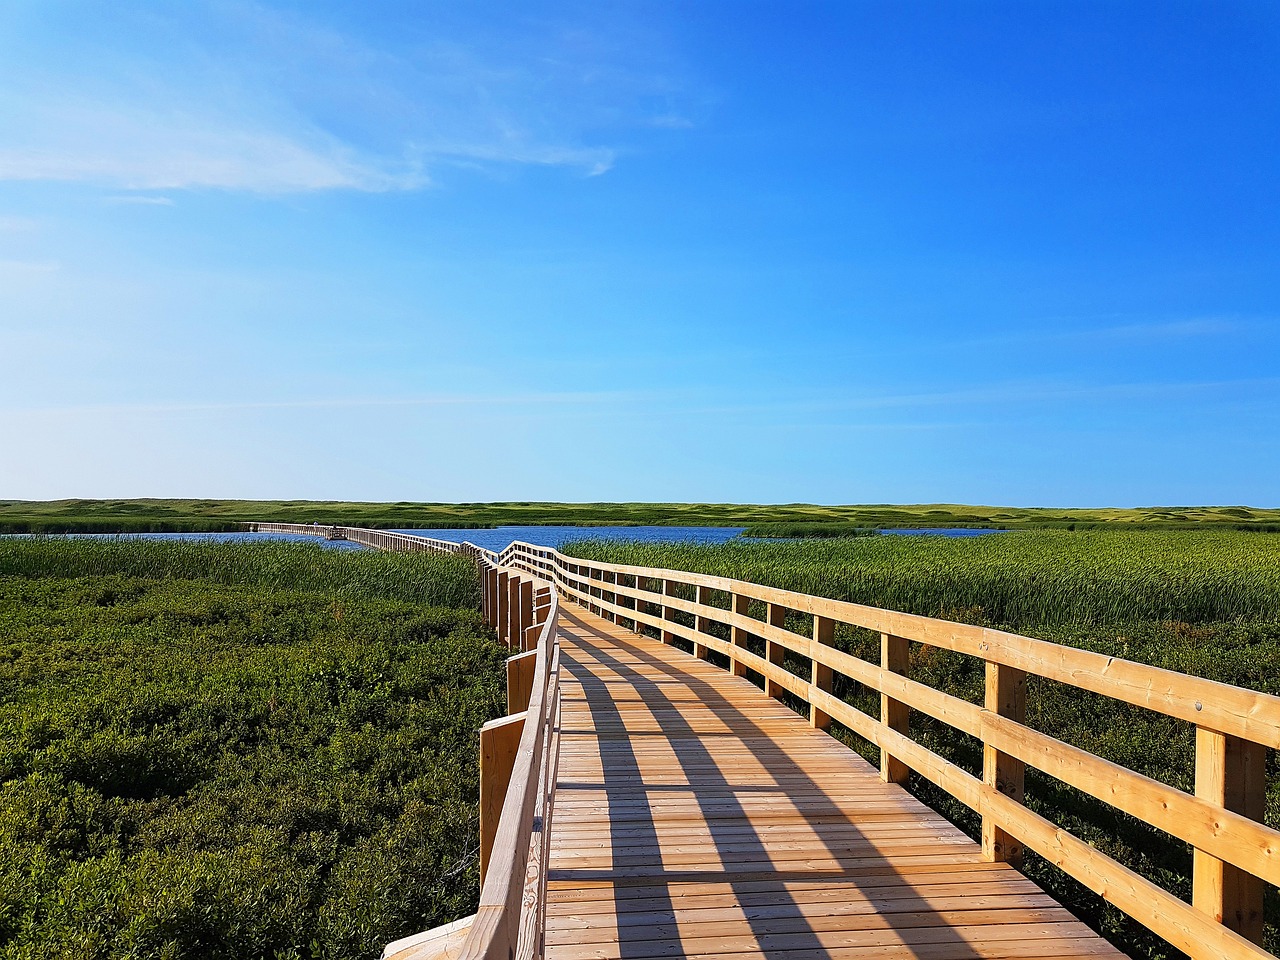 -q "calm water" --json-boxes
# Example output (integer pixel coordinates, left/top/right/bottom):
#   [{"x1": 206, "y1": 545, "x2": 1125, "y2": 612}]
[
  {"x1": 390, "y1": 525, "x2": 747, "y2": 552},
  {"x1": 16, "y1": 525, "x2": 1000, "y2": 552}
]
